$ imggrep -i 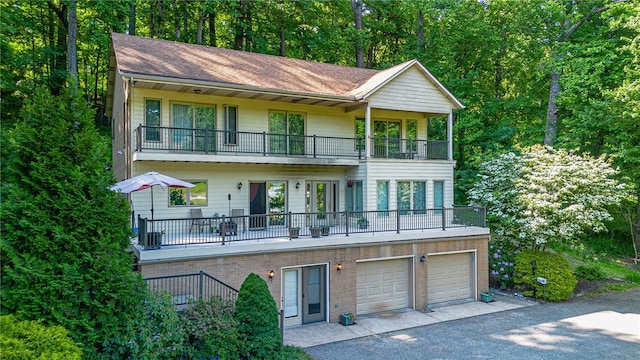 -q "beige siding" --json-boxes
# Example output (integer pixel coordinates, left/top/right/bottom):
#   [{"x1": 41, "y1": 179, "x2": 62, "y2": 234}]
[
  {"x1": 364, "y1": 160, "x2": 455, "y2": 212},
  {"x1": 368, "y1": 67, "x2": 453, "y2": 114},
  {"x1": 129, "y1": 162, "x2": 349, "y2": 222}
]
